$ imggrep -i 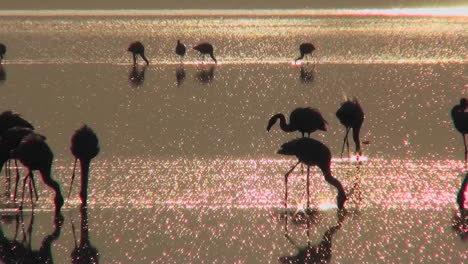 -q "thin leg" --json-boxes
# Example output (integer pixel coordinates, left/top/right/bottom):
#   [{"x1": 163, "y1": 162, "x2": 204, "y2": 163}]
[
  {"x1": 31, "y1": 176, "x2": 39, "y2": 201},
  {"x1": 463, "y1": 134, "x2": 467, "y2": 162},
  {"x1": 306, "y1": 166, "x2": 310, "y2": 209},
  {"x1": 5, "y1": 160, "x2": 10, "y2": 198},
  {"x1": 13, "y1": 165, "x2": 20, "y2": 202},
  {"x1": 67, "y1": 158, "x2": 78, "y2": 202},
  {"x1": 20, "y1": 171, "x2": 31, "y2": 210},
  {"x1": 341, "y1": 128, "x2": 350, "y2": 158},
  {"x1": 284, "y1": 161, "x2": 301, "y2": 209},
  {"x1": 28, "y1": 177, "x2": 34, "y2": 210}
]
